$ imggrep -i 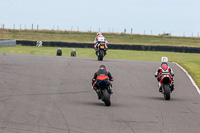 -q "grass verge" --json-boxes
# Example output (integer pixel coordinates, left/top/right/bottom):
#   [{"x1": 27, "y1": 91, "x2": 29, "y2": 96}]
[
  {"x1": 0, "y1": 45, "x2": 200, "y2": 88},
  {"x1": 1, "y1": 29, "x2": 200, "y2": 47}
]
